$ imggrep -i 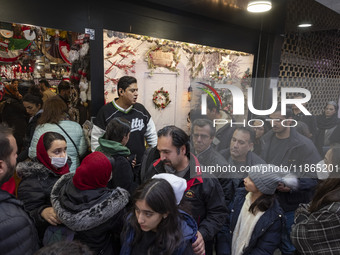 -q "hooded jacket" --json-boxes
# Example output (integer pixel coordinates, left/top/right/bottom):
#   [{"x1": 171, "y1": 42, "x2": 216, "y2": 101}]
[
  {"x1": 228, "y1": 188, "x2": 284, "y2": 255},
  {"x1": 16, "y1": 159, "x2": 63, "y2": 240},
  {"x1": 0, "y1": 190, "x2": 40, "y2": 255},
  {"x1": 51, "y1": 173, "x2": 129, "y2": 255},
  {"x1": 120, "y1": 210, "x2": 197, "y2": 255}
]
